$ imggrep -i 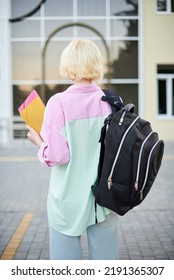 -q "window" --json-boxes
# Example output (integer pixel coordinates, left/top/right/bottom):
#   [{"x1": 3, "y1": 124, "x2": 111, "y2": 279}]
[
  {"x1": 11, "y1": 0, "x2": 140, "y2": 119},
  {"x1": 77, "y1": 0, "x2": 106, "y2": 16},
  {"x1": 157, "y1": 0, "x2": 174, "y2": 13},
  {"x1": 157, "y1": 65, "x2": 174, "y2": 118}
]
